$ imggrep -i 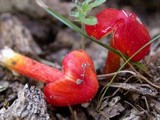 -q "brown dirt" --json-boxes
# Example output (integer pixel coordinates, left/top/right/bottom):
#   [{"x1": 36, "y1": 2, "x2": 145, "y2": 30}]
[{"x1": 0, "y1": 0, "x2": 160, "y2": 120}]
